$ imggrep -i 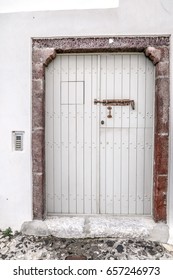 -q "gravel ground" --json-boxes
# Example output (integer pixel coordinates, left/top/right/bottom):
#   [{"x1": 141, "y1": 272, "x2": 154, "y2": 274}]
[{"x1": 0, "y1": 230, "x2": 173, "y2": 260}]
